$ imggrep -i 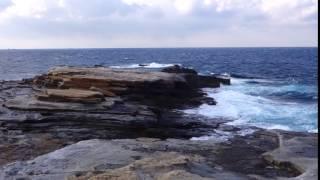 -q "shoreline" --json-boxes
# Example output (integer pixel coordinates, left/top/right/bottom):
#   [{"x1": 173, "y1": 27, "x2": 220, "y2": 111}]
[{"x1": 0, "y1": 65, "x2": 317, "y2": 179}]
